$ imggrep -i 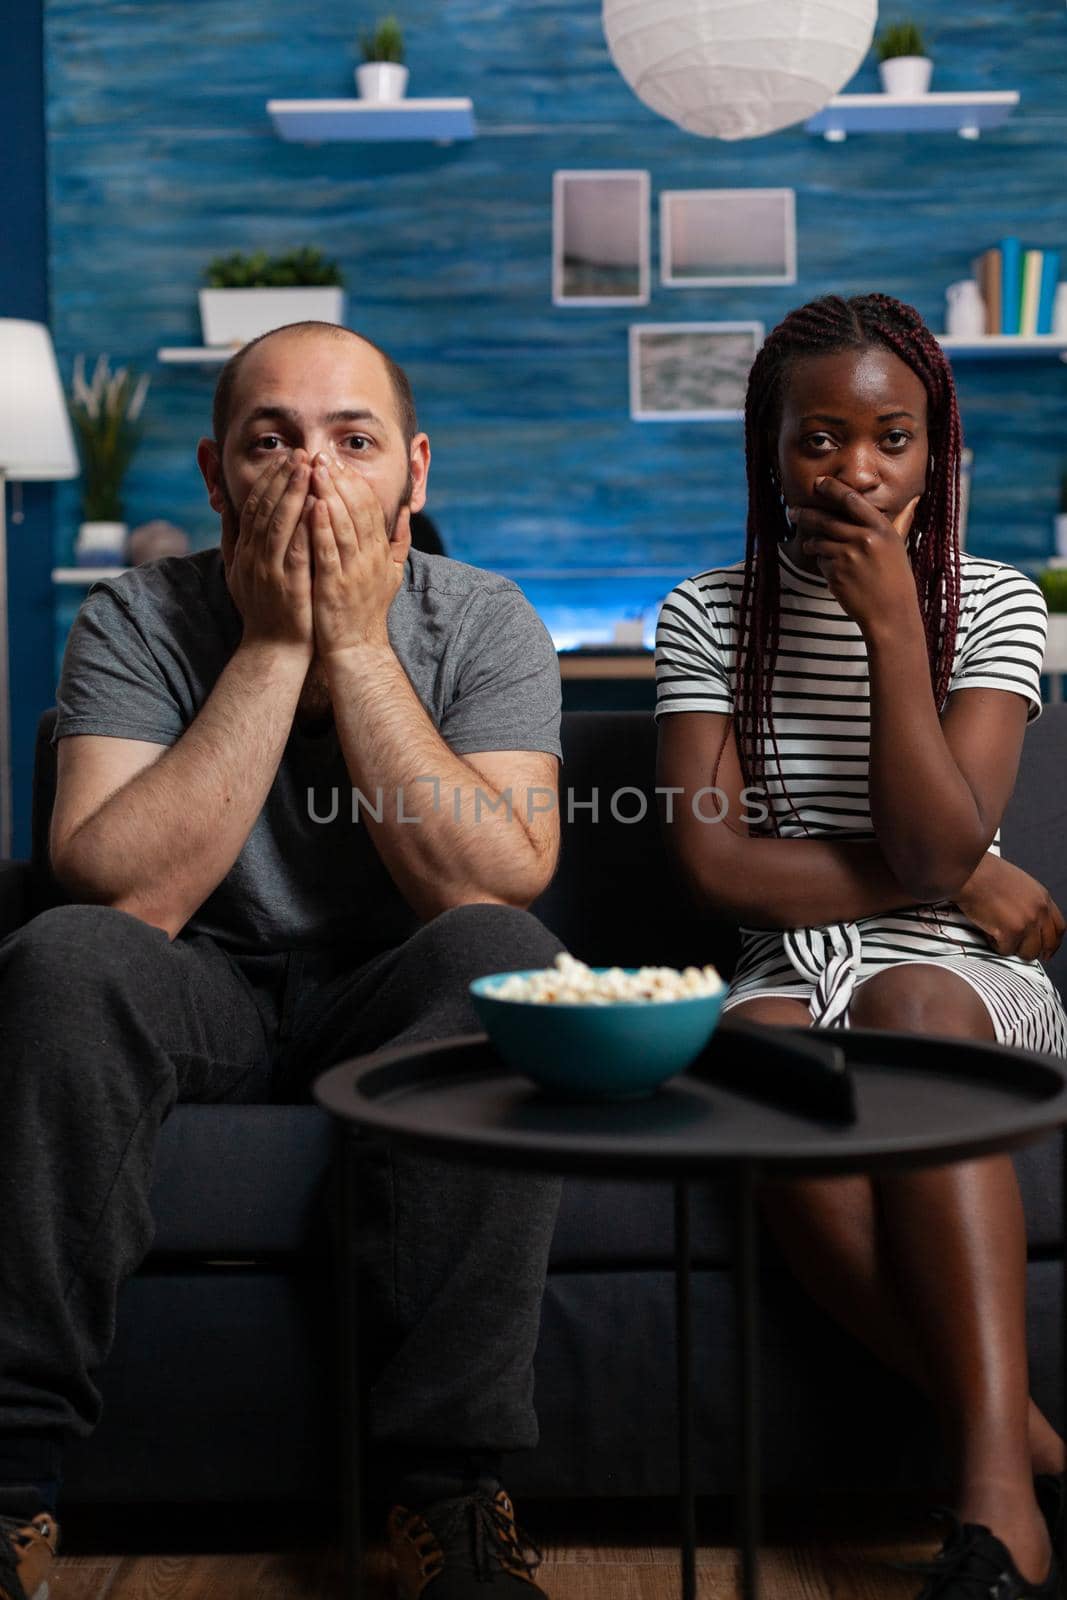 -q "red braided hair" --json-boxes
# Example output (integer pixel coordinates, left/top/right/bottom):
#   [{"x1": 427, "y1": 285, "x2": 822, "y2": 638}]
[{"x1": 736, "y1": 292, "x2": 964, "y2": 836}]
